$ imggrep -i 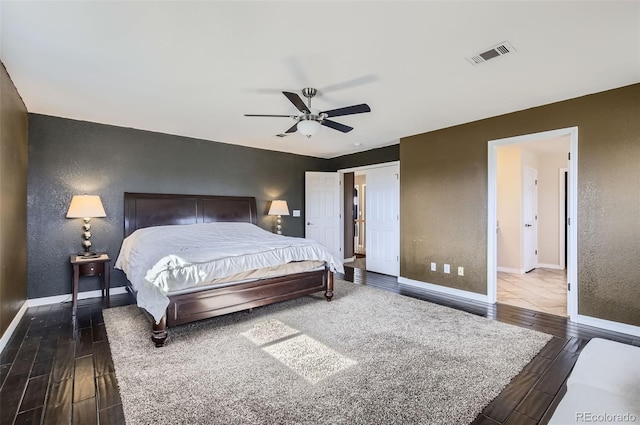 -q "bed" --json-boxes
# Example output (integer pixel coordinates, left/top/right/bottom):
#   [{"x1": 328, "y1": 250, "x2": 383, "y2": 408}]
[{"x1": 116, "y1": 192, "x2": 341, "y2": 347}]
